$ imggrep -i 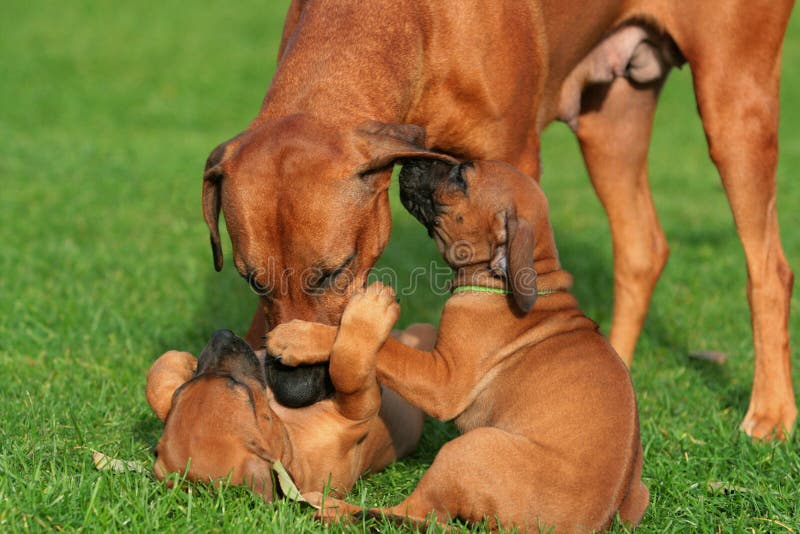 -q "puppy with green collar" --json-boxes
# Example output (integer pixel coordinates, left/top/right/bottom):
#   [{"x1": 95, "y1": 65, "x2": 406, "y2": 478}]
[{"x1": 267, "y1": 158, "x2": 648, "y2": 532}]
